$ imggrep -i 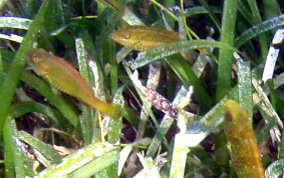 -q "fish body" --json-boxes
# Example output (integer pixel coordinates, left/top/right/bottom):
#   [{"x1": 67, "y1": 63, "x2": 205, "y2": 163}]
[
  {"x1": 224, "y1": 100, "x2": 265, "y2": 178},
  {"x1": 111, "y1": 25, "x2": 198, "y2": 63},
  {"x1": 111, "y1": 25, "x2": 180, "y2": 51},
  {"x1": 27, "y1": 49, "x2": 121, "y2": 119}
]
